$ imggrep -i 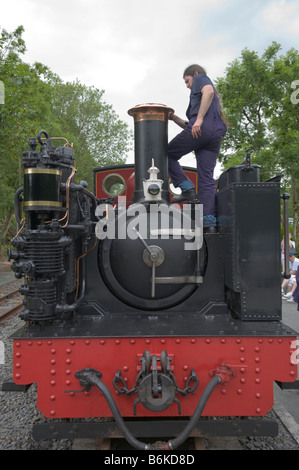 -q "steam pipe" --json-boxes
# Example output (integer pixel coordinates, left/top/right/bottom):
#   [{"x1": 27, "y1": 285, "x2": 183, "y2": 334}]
[{"x1": 128, "y1": 103, "x2": 174, "y2": 204}]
